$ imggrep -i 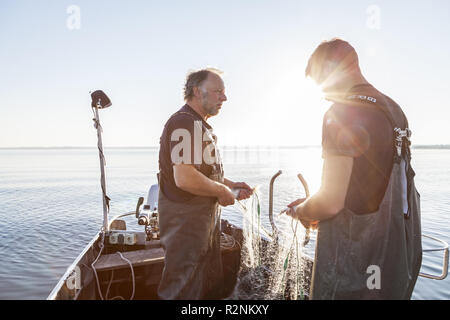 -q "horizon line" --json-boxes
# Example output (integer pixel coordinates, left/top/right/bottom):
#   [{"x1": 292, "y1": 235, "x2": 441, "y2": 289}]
[
  {"x1": 0, "y1": 145, "x2": 319, "y2": 150},
  {"x1": 1, "y1": 144, "x2": 450, "y2": 150}
]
